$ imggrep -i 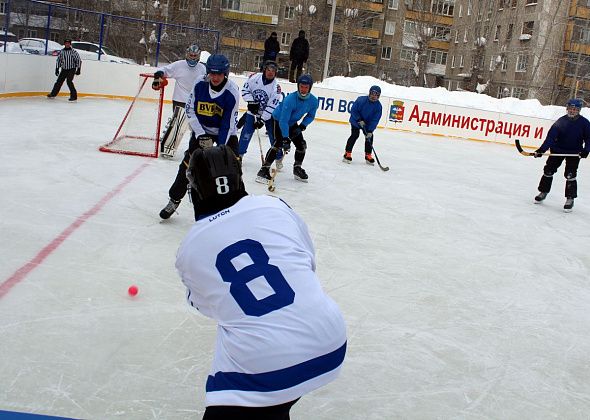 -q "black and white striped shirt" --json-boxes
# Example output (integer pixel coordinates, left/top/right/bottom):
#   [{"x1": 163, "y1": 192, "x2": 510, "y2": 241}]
[{"x1": 56, "y1": 48, "x2": 82, "y2": 71}]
